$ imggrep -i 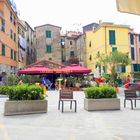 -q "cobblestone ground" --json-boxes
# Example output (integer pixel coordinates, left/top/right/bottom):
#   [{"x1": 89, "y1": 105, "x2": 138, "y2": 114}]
[{"x1": 0, "y1": 88, "x2": 140, "y2": 140}]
